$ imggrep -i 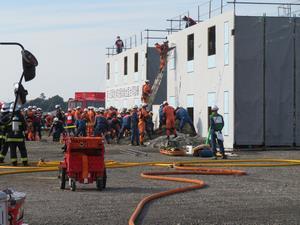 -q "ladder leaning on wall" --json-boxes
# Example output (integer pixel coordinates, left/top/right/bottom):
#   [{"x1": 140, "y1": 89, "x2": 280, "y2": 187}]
[
  {"x1": 147, "y1": 45, "x2": 175, "y2": 109},
  {"x1": 147, "y1": 70, "x2": 164, "y2": 109}
]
